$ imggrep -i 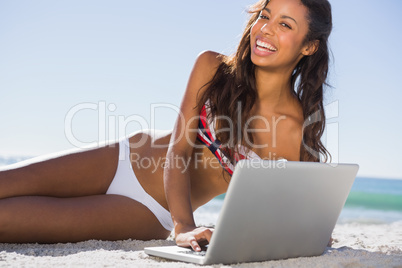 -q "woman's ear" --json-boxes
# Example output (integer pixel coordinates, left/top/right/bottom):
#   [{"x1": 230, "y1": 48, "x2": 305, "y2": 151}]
[{"x1": 302, "y1": 40, "x2": 319, "y2": 56}]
